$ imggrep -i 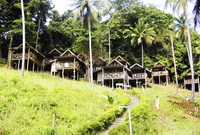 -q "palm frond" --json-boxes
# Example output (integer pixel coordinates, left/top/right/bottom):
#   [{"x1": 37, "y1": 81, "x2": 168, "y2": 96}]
[{"x1": 193, "y1": 0, "x2": 200, "y2": 28}]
